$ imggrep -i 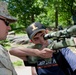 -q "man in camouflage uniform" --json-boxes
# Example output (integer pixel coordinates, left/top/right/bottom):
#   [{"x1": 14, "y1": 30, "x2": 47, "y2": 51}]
[{"x1": 0, "y1": 1, "x2": 17, "y2": 75}]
